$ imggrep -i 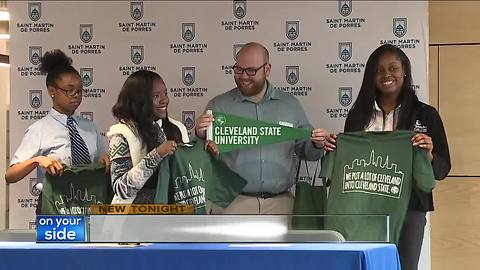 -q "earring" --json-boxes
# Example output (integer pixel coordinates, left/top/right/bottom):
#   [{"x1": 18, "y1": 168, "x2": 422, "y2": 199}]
[{"x1": 51, "y1": 95, "x2": 54, "y2": 98}]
